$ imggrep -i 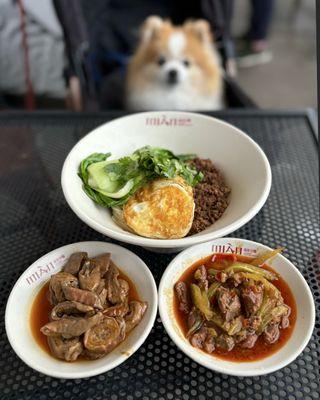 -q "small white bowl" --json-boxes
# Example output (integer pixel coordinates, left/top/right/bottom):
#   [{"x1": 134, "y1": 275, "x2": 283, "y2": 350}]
[
  {"x1": 5, "y1": 241, "x2": 157, "y2": 379},
  {"x1": 61, "y1": 111, "x2": 271, "y2": 252},
  {"x1": 158, "y1": 237, "x2": 315, "y2": 376}
]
